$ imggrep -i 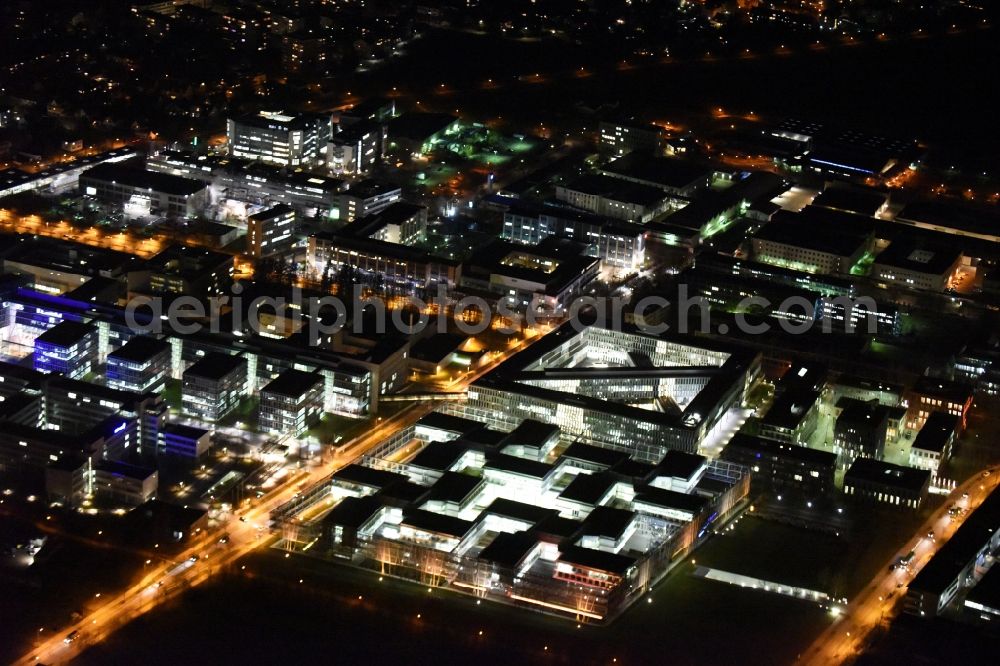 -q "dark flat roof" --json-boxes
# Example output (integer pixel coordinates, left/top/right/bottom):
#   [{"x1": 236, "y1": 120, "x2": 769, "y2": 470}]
[
  {"x1": 812, "y1": 187, "x2": 887, "y2": 217},
  {"x1": 579, "y1": 506, "x2": 636, "y2": 540},
  {"x1": 634, "y1": 486, "x2": 709, "y2": 514},
  {"x1": 481, "y1": 498, "x2": 557, "y2": 525},
  {"x1": 36, "y1": 320, "x2": 95, "y2": 347},
  {"x1": 557, "y1": 544, "x2": 636, "y2": 575},
  {"x1": 261, "y1": 368, "x2": 322, "y2": 398},
  {"x1": 484, "y1": 453, "x2": 555, "y2": 480},
  {"x1": 160, "y1": 422, "x2": 210, "y2": 440},
  {"x1": 426, "y1": 471, "x2": 483, "y2": 504},
  {"x1": 910, "y1": 485, "x2": 1000, "y2": 596},
  {"x1": 108, "y1": 336, "x2": 170, "y2": 364},
  {"x1": 844, "y1": 458, "x2": 930, "y2": 493},
  {"x1": 81, "y1": 163, "x2": 207, "y2": 196},
  {"x1": 656, "y1": 450, "x2": 707, "y2": 480},
  {"x1": 601, "y1": 153, "x2": 711, "y2": 190},
  {"x1": 873, "y1": 239, "x2": 962, "y2": 276},
  {"x1": 387, "y1": 112, "x2": 458, "y2": 141},
  {"x1": 560, "y1": 442, "x2": 630, "y2": 469},
  {"x1": 416, "y1": 412, "x2": 487, "y2": 438},
  {"x1": 559, "y1": 471, "x2": 616, "y2": 505},
  {"x1": 323, "y1": 495, "x2": 385, "y2": 530},
  {"x1": 911, "y1": 377, "x2": 973, "y2": 404},
  {"x1": 754, "y1": 220, "x2": 868, "y2": 257},
  {"x1": 532, "y1": 514, "x2": 582, "y2": 540},
  {"x1": 478, "y1": 531, "x2": 540, "y2": 569},
  {"x1": 183, "y1": 352, "x2": 245, "y2": 381},
  {"x1": 401, "y1": 508, "x2": 474, "y2": 539},
  {"x1": 912, "y1": 412, "x2": 960, "y2": 454},
  {"x1": 333, "y1": 464, "x2": 408, "y2": 490},
  {"x1": 410, "y1": 333, "x2": 468, "y2": 364},
  {"x1": 725, "y1": 434, "x2": 837, "y2": 466},
  {"x1": 563, "y1": 173, "x2": 667, "y2": 207},
  {"x1": 501, "y1": 419, "x2": 561, "y2": 450},
  {"x1": 409, "y1": 440, "x2": 468, "y2": 472}
]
